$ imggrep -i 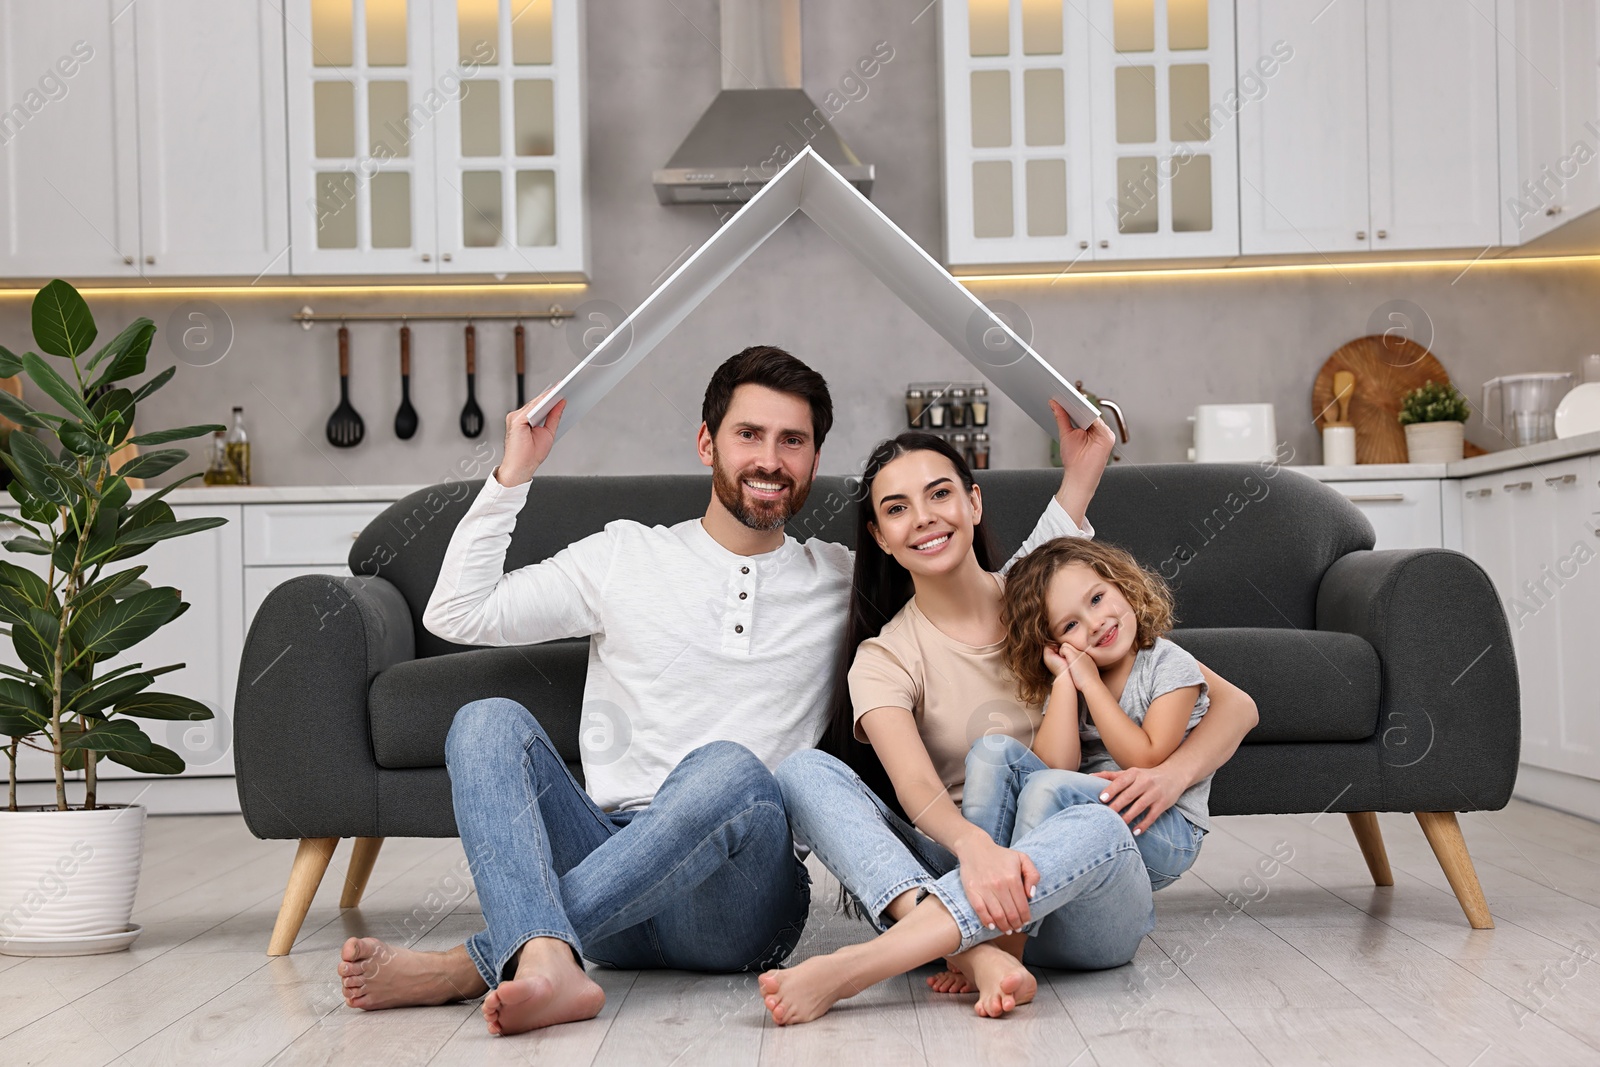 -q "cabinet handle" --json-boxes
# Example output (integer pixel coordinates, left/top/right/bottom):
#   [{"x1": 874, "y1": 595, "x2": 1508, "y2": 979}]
[
  {"x1": 1079, "y1": 240, "x2": 1089, "y2": 250},
  {"x1": 442, "y1": 253, "x2": 453, "y2": 262},
  {"x1": 350, "y1": 531, "x2": 360, "y2": 540},
  {"x1": 421, "y1": 253, "x2": 432, "y2": 262},
  {"x1": 1546, "y1": 205, "x2": 1563, "y2": 216},
  {"x1": 1465, "y1": 487, "x2": 1492, "y2": 498},
  {"x1": 1356, "y1": 230, "x2": 1367, "y2": 240},
  {"x1": 1344, "y1": 493, "x2": 1406, "y2": 503},
  {"x1": 1099, "y1": 240, "x2": 1109, "y2": 249},
  {"x1": 1545, "y1": 473, "x2": 1577, "y2": 486},
  {"x1": 1503, "y1": 481, "x2": 1532, "y2": 492},
  {"x1": 1376, "y1": 229, "x2": 1387, "y2": 239},
  {"x1": 145, "y1": 255, "x2": 155, "y2": 265},
  {"x1": 122, "y1": 255, "x2": 134, "y2": 265}
]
